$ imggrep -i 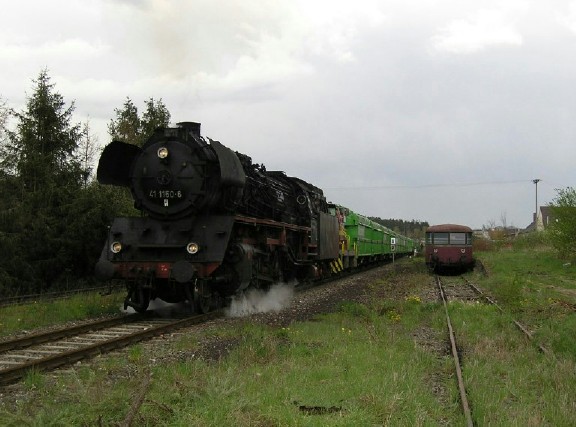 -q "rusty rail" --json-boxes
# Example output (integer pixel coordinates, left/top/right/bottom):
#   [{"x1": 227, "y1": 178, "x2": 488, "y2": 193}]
[
  {"x1": 466, "y1": 280, "x2": 552, "y2": 357},
  {"x1": 0, "y1": 310, "x2": 222, "y2": 386},
  {"x1": 436, "y1": 276, "x2": 474, "y2": 427},
  {"x1": 0, "y1": 313, "x2": 151, "y2": 353}
]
